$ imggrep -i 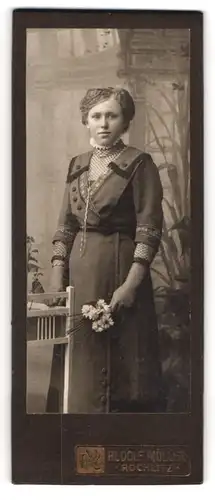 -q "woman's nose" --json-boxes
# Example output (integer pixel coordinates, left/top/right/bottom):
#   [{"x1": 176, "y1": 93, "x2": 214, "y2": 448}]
[{"x1": 100, "y1": 116, "x2": 108, "y2": 128}]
